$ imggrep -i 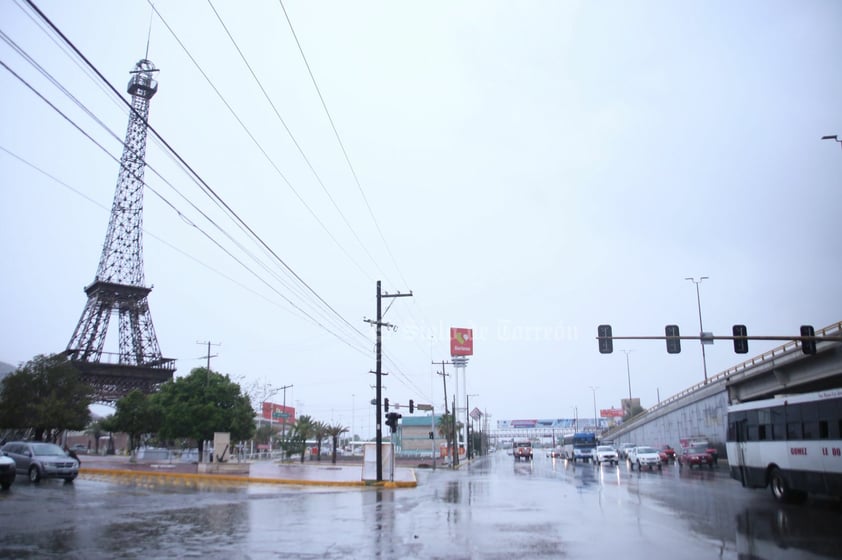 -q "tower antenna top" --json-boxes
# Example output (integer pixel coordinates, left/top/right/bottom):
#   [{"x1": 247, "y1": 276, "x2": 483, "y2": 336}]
[{"x1": 145, "y1": 7, "x2": 153, "y2": 59}]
